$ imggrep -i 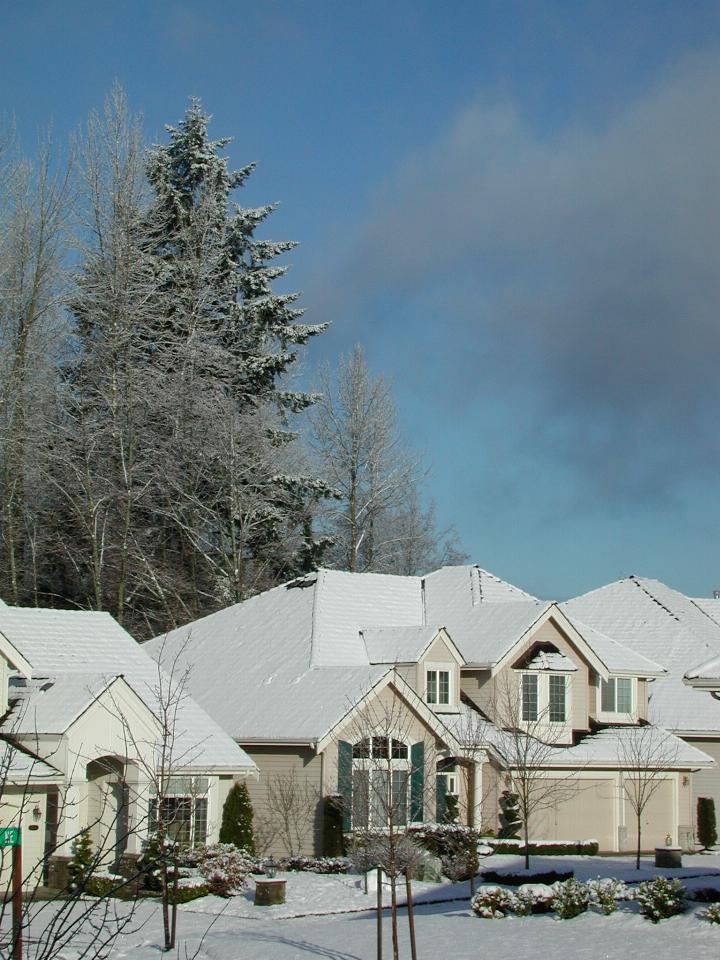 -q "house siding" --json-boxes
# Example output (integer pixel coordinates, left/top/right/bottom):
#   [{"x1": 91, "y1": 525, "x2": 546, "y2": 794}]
[
  {"x1": 242, "y1": 745, "x2": 323, "y2": 857},
  {"x1": 683, "y1": 736, "x2": 720, "y2": 838}
]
